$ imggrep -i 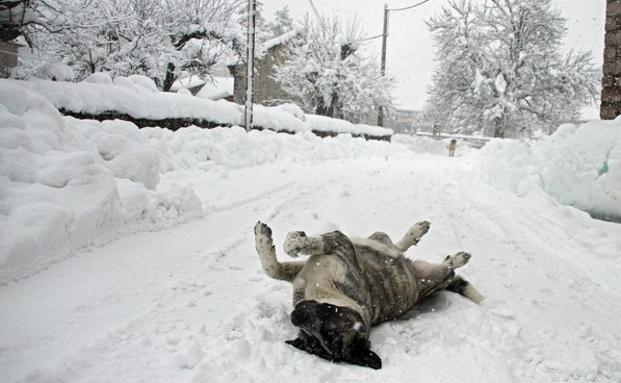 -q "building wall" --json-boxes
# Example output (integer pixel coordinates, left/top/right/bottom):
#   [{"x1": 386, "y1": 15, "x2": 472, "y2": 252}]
[
  {"x1": 0, "y1": 41, "x2": 19, "y2": 75},
  {"x1": 385, "y1": 109, "x2": 421, "y2": 134},
  {"x1": 229, "y1": 44, "x2": 300, "y2": 106},
  {"x1": 601, "y1": 0, "x2": 621, "y2": 119}
]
